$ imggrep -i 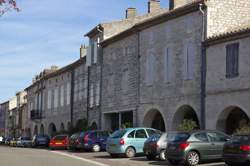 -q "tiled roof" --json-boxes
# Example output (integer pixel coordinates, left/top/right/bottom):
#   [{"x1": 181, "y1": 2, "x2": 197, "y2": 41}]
[{"x1": 205, "y1": 25, "x2": 250, "y2": 46}]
